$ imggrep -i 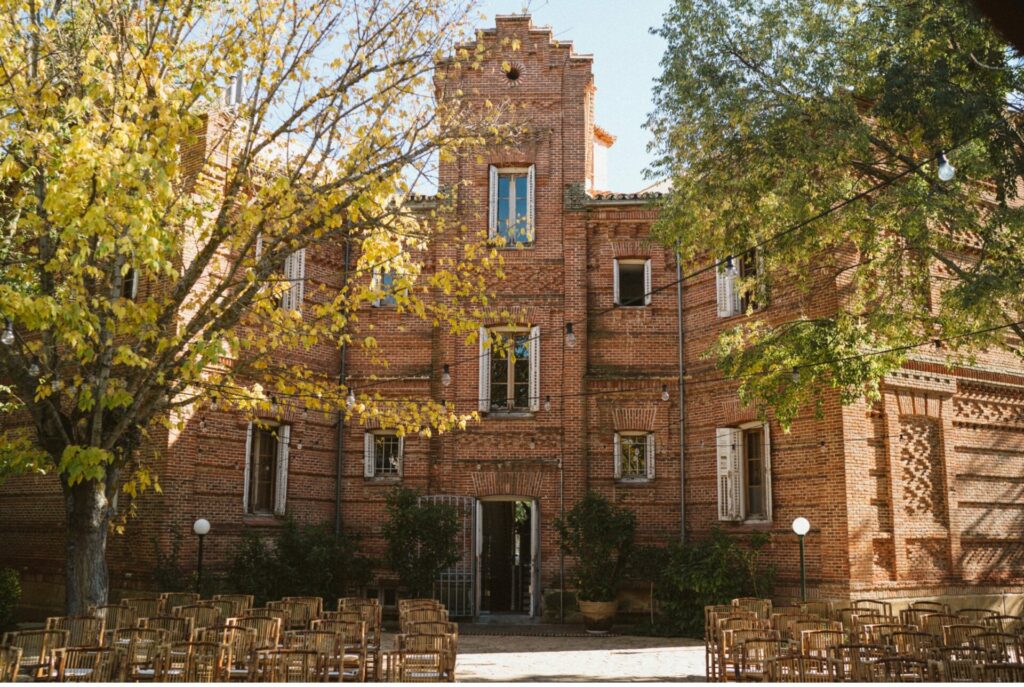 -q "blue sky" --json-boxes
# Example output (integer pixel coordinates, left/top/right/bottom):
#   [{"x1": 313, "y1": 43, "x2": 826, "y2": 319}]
[{"x1": 472, "y1": 0, "x2": 671, "y2": 192}]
